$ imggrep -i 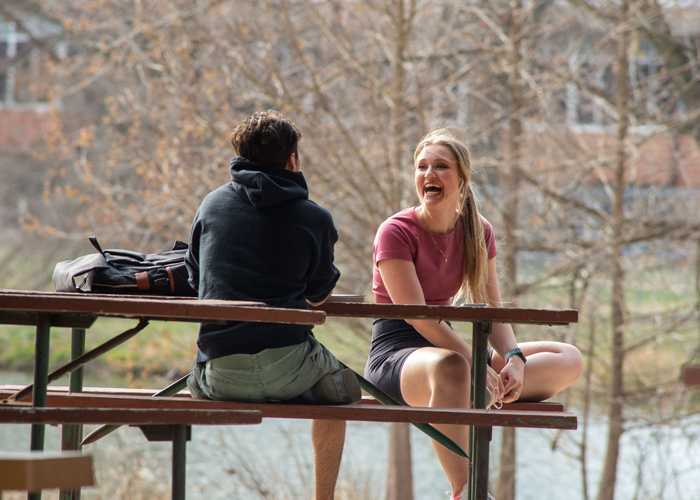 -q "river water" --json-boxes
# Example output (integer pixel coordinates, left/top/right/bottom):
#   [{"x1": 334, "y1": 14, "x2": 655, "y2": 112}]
[{"x1": 2, "y1": 371, "x2": 699, "y2": 500}]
